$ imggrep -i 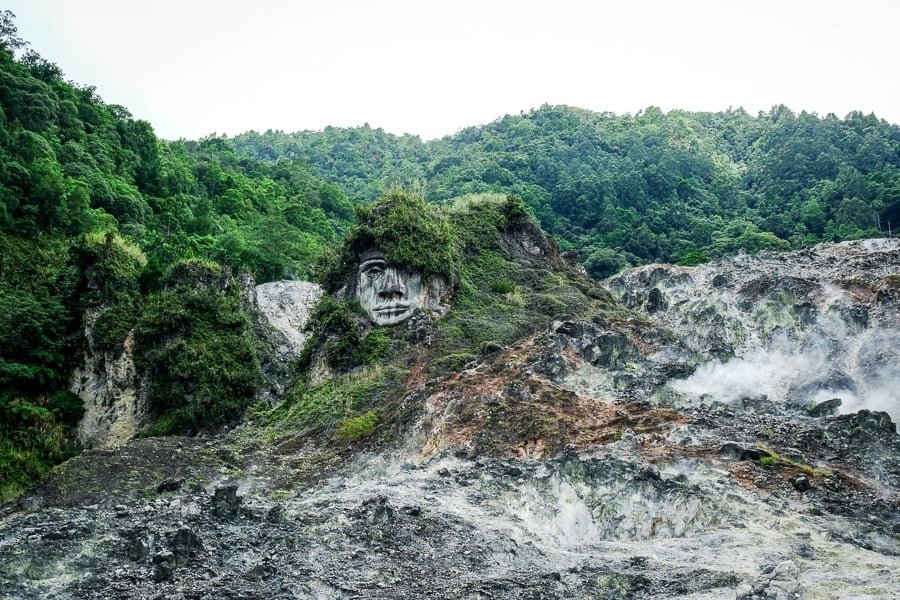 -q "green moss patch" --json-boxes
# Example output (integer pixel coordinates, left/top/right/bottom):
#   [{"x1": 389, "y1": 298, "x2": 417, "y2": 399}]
[
  {"x1": 318, "y1": 189, "x2": 459, "y2": 291},
  {"x1": 335, "y1": 411, "x2": 379, "y2": 444},
  {"x1": 134, "y1": 259, "x2": 262, "y2": 436},
  {"x1": 269, "y1": 366, "x2": 405, "y2": 438}
]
